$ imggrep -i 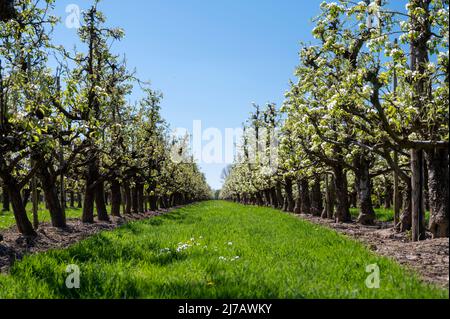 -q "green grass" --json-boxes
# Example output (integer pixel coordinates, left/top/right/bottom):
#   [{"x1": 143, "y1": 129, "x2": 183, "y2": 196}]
[
  {"x1": 350, "y1": 207, "x2": 431, "y2": 223},
  {"x1": 350, "y1": 207, "x2": 396, "y2": 222},
  {"x1": 0, "y1": 201, "x2": 447, "y2": 299},
  {"x1": 0, "y1": 204, "x2": 101, "y2": 230}
]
